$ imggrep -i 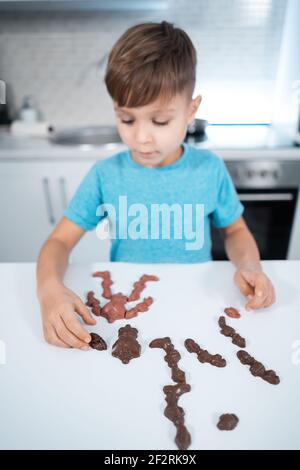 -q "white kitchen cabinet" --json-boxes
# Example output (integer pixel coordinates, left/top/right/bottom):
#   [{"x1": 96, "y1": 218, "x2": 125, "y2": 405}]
[
  {"x1": 53, "y1": 161, "x2": 111, "y2": 263},
  {"x1": 0, "y1": 159, "x2": 110, "y2": 262},
  {"x1": 0, "y1": 161, "x2": 56, "y2": 262}
]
